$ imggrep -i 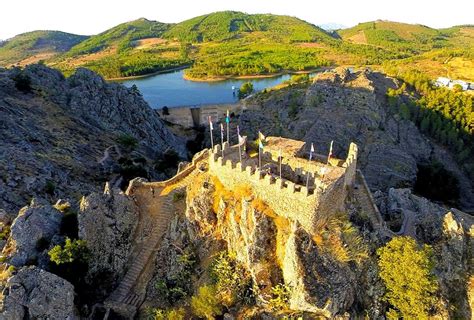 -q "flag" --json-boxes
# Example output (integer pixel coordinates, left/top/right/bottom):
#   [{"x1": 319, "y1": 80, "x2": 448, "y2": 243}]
[
  {"x1": 237, "y1": 126, "x2": 245, "y2": 144},
  {"x1": 220, "y1": 123, "x2": 224, "y2": 137},
  {"x1": 259, "y1": 140, "x2": 264, "y2": 149},
  {"x1": 309, "y1": 143, "x2": 314, "y2": 161},
  {"x1": 328, "y1": 140, "x2": 333, "y2": 160},
  {"x1": 258, "y1": 131, "x2": 266, "y2": 142},
  {"x1": 226, "y1": 110, "x2": 230, "y2": 123},
  {"x1": 208, "y1": 116, "x2": 213, "y2": 130},
  {"x1": 278, "y1": 148, "x2": 282, "y2": 159}
]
